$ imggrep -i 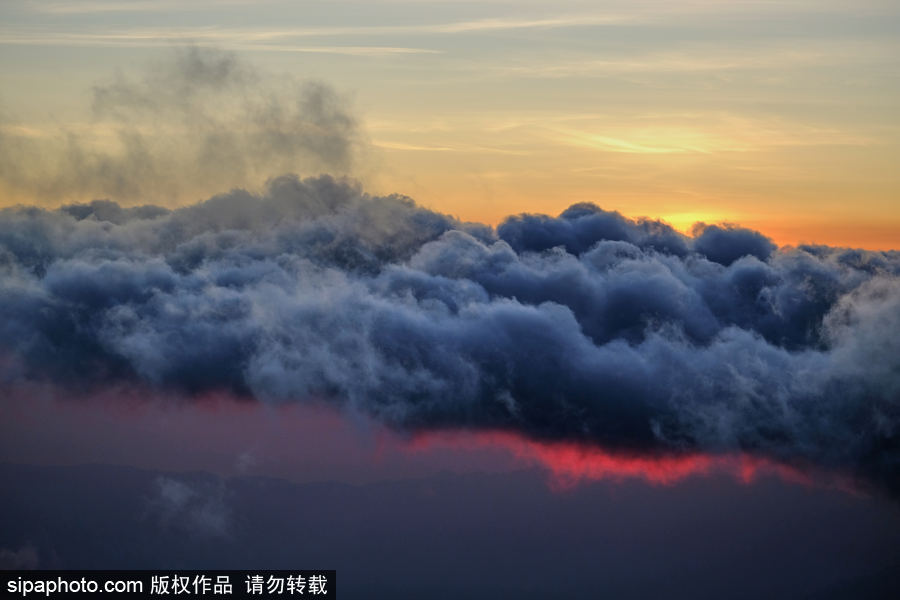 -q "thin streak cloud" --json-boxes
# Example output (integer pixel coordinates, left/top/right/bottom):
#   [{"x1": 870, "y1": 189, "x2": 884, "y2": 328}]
[
  {"x1": 0, "y1": 15, "x2": 630, "y2": 48},
  {"x1": 226, "y1": 45, "x2": 441, "y2": 56},
  {"x1": 27, "y1": 0, "x2": 268, "y2": 14},
  {"x1": 487, "y1": 44, "x2": 900, "y2": 78}
]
